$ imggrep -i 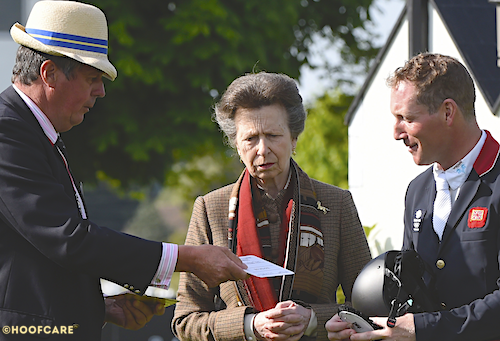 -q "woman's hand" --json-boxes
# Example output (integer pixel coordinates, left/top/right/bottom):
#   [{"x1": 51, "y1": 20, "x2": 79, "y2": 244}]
[
  {"x1": 254, "y1": 301, "x2": 311, "y2": 340},
  {"x1": 325, "y1": 313, "x2": 355, "y2": 340}
]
